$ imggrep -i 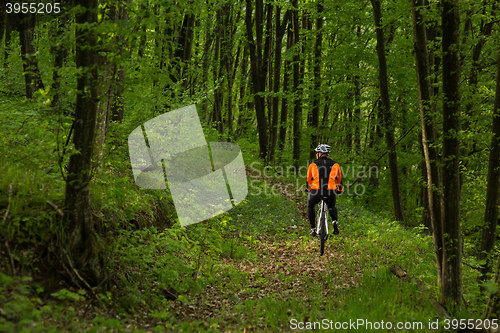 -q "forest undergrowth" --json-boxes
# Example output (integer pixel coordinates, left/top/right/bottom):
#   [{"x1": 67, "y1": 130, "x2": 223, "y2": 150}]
[{"x1": 0, "y1": 95, "x2": 490, "y2": 332}]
